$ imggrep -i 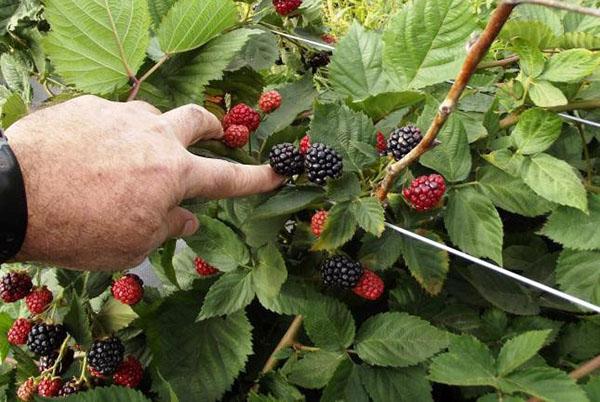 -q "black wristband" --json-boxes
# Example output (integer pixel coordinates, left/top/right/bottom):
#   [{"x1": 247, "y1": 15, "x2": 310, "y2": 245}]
[{"x1": 0, "y1": 130, "x2": 28, "y2": 264}]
